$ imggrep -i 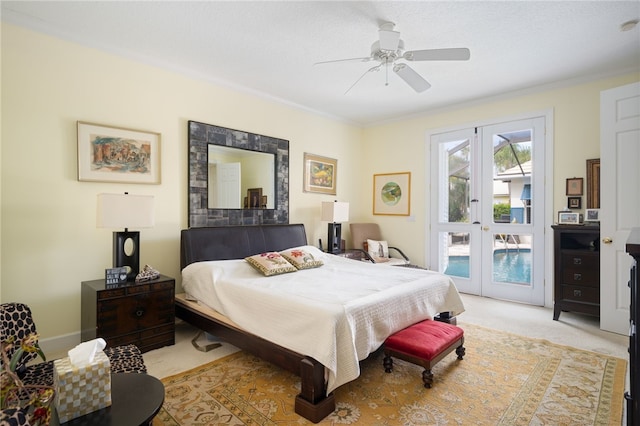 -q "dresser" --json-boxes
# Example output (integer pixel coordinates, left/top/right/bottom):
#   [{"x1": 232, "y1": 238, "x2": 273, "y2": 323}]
[
  {"x1": 81, "y1": 275, "x2": 175, "y2": 353},
  {"x1": 625, "y1": 229, "x2": 640, "y2": 426},
  {"x1": 551, "y1": 225, "x2": 600, "y2": 320}
]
